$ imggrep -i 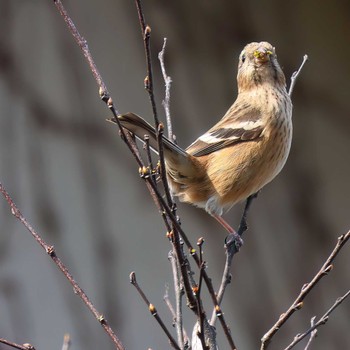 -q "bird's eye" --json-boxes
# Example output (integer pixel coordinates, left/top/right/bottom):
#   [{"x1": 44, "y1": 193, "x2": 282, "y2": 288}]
[{"x1": 241, "y1": 53, "x2": 246, "y2": 63}]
